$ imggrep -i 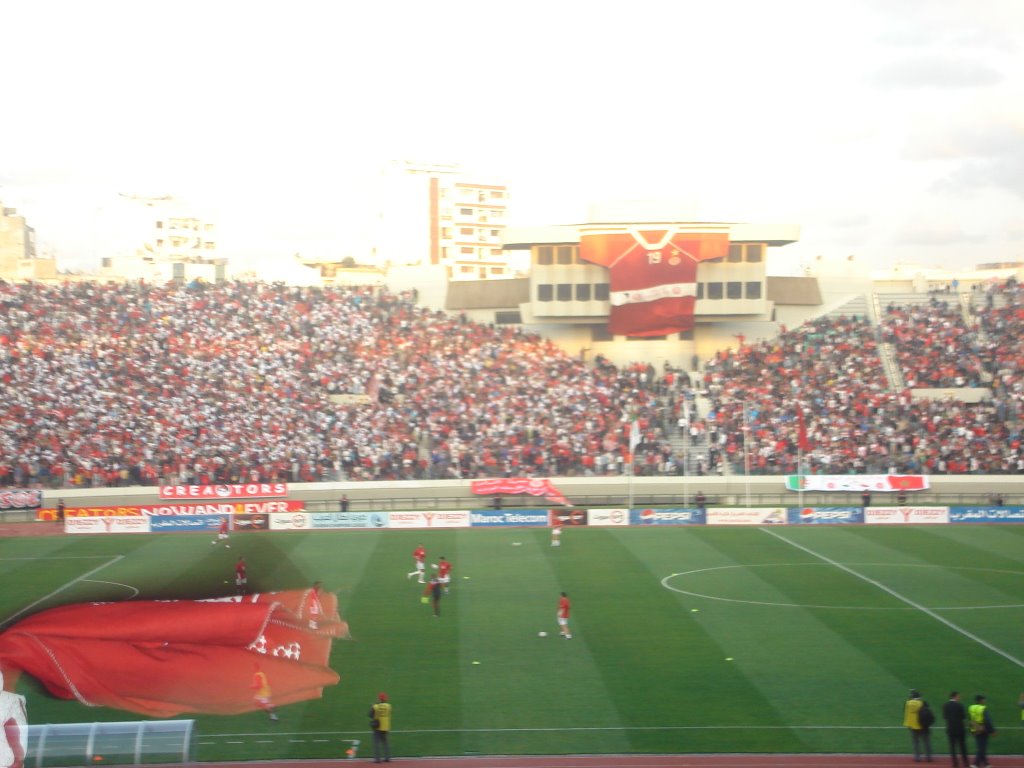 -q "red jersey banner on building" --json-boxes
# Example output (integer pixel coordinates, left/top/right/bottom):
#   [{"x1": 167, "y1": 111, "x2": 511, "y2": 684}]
[
  {"x1": 0, "y1": 588, "x2": 345, "y2": 717},
  {"x1": 159, "y1": 483, "x2": 289, "y2": 500},
  {"x1": 579, "y1": 228, "x2": 729, "y2": 337},
  {"x1": 470, "y1": 478, "x2": 571, "y2": 506}
]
